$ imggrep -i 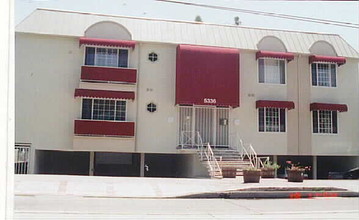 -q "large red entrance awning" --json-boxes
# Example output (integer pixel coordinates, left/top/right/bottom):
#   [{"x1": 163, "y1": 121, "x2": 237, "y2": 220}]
[
  {"x1": 74, "y1": 88, "x2": 135, "y2": 100},
  {"x1": 310, "y1": 103, "x2": 348, "y2": 112},
  {"x1": 79, "y1": 37, "x2": 136, "y2": 49},
  {"x1": 176, "y1": 45, "x2": 240, "y2": 107},
  {"x1": 256, "y1": 100, "x2": 295, "y2": 110}
]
